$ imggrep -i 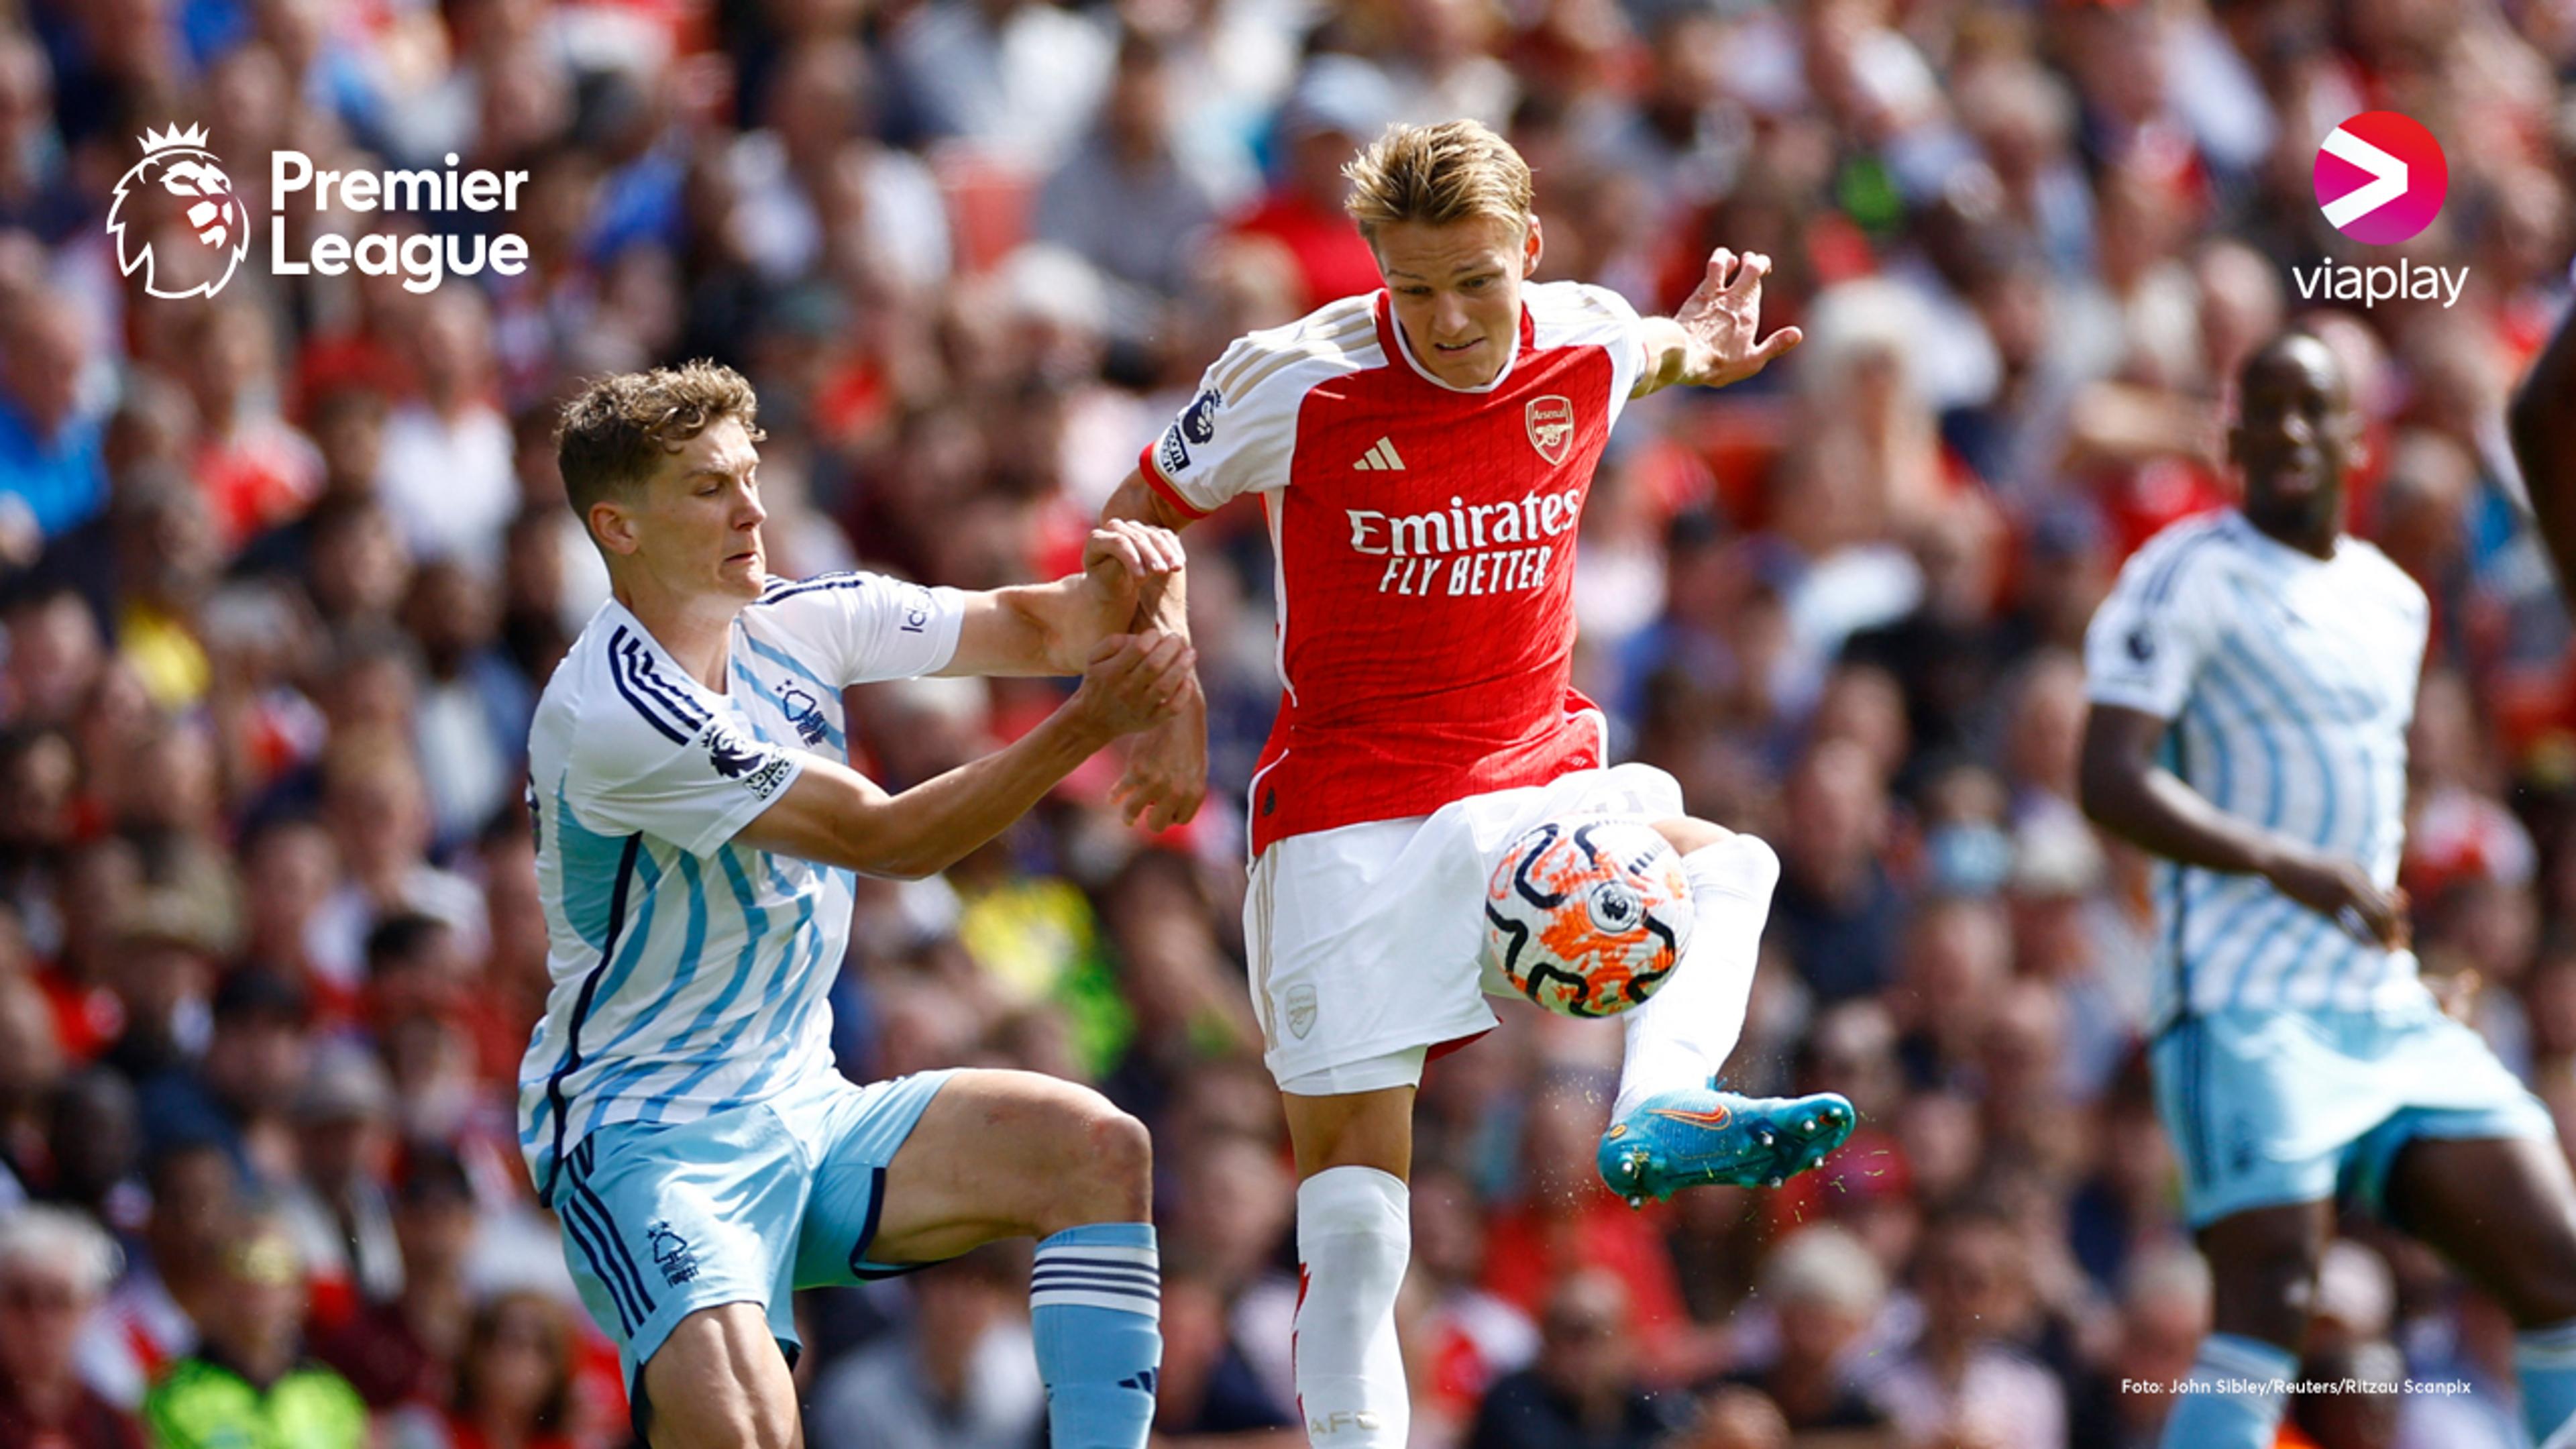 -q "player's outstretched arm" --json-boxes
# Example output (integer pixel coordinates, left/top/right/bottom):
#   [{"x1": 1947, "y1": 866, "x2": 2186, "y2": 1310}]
[
  {"x1": 2510, "y1": 304, "x2": 2576, "y2": 594},
  {"x1": 2080, "y1": 702, "x2": 2407, "y2": 947},
  {"x1": 1632, "y1": 248, "x2": 1804, "y2": 399},
  {"x1": 938, "y1": 519, "x2": 1187, "y2": 677},
  {"x1": 739, "y1": 633, "x2": 1195, "y2": 878},
  {"x1": 1100, "y1": 468, "x2": 1206, "y2": 830}
]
